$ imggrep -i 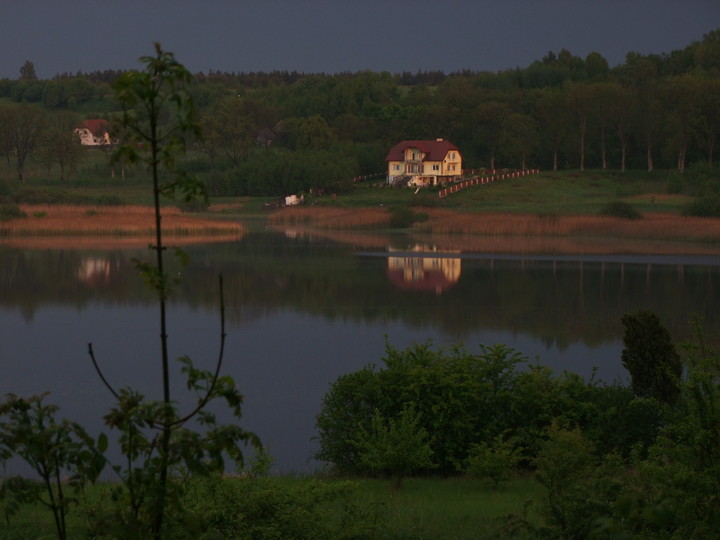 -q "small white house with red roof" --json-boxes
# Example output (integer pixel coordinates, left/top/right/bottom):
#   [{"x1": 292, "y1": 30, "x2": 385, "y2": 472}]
[{"x1": 385, "y1": 138, "x2": 462, "y2": 187}]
